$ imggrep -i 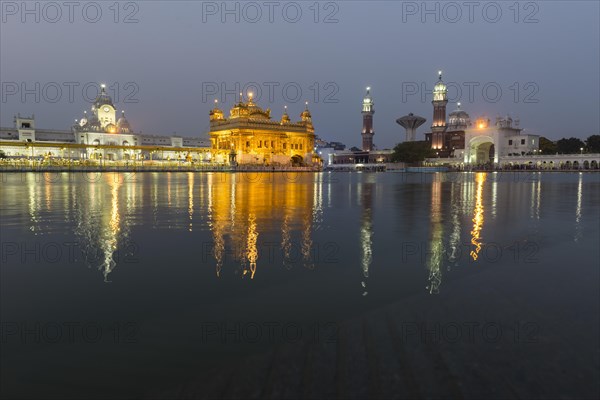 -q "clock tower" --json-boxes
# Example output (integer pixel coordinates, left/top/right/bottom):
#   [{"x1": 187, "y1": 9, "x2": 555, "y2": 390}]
[
  {"x1": 431, "y1": 71, "x2": 448, "y2": 150},
  {"x1": 361, "y1": 87, "x2": 375, "y2": 151},
  {"x1": 93, "y1": 84, "x2": 116, "y2": 129}
]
